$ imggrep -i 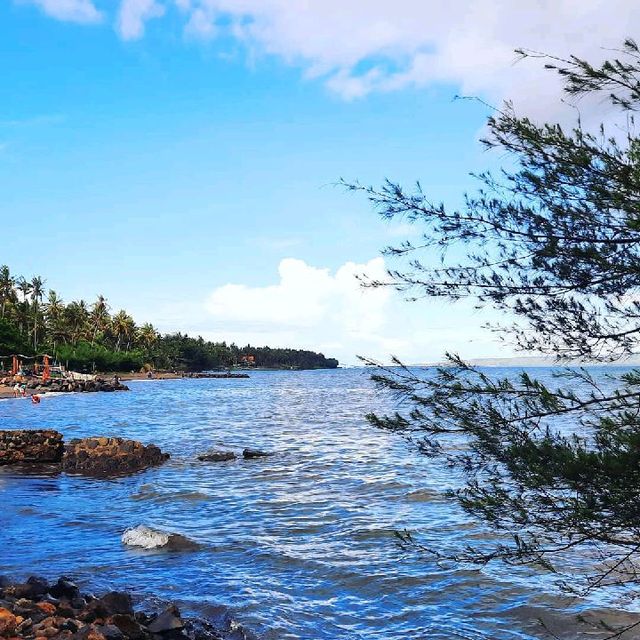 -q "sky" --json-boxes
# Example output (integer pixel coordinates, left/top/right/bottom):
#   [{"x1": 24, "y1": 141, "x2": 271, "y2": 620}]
[{"x1": 1, "y1": 1, "x2": 638, "y2": 365}]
